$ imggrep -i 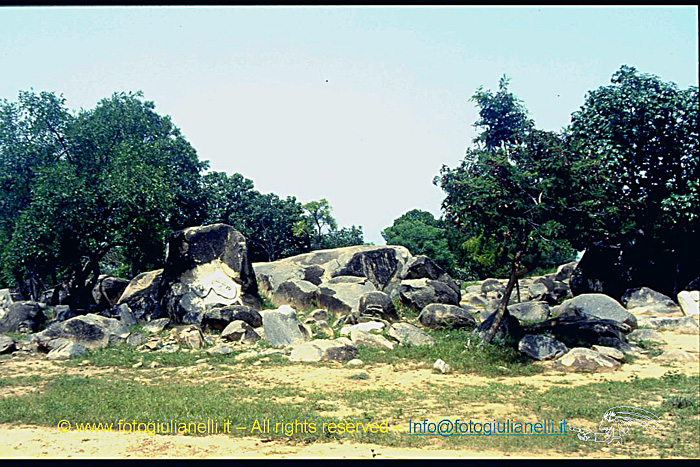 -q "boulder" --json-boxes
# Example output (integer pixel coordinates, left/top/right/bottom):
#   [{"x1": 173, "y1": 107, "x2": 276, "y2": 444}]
[
  {"x1": 0, "y1": 335, "x2": 16, "y2": 354},
  {"x1": 0, "y1": 301, "x2": 46, "y2": 333},
  {"x1": 418, "y1": 303, "x2": 477, "y2": 330},
  {"x1": 172, "y1": 325, "x2": 205, "y2": 349},
  {"x1": 33, "y1": 314, "x2": 129, "y2": 350},
  {"x1": 114, "y1": 303, "x2": 137, "y2": 327},
  {"x1": 481, "y1": 279, "x2": 506, "y2": 300},
  {"x1": 401, "y1": 256, "x2": 460, "y2": 295},
  {"x1": 271, "y1": 279, "x2": 319, "y2": 311},
  {"x1": 142, "y1": 318, "x2": 170, "y2": 334},
  {"x1": 388, "y1": 322, "x2": 435, "y2": 347},
  {"x1": 126, "y1": 332, "x2": 146, "y2": 347},
  {"x1": 677, "y1": 290, "x2": 699, "y2": 316},
  {"x1": 289, "y1": 338, "x2": 358, "y2": 363},
  {"x1": 433, "y1": 359, "x2": 451, "y2": 374},
  {"x1": 522, "y1": 308, "x2": 631, "y2": 349},
  {"x1": 117, "y1": 269, "x2": 164, "y2": 321},
  {"x1": 262, "y1": 306, "x2": 309, "y2": 347},
  {"x1": 46, "y1": 340, "x2": 89, "y2": 361},
  {"x1": 399, "y1": 279, "x2": 460, "y2": 313},
  {"x1": 160, "y1": 224, "x2": 260, "y2": 326},
  {"x1": 253, "y1": 245, "x2": 412, "y2": 298},
  {"x1": 92, "y1": 276, "x2": 130, "y2": 311},
  {"x1": 518, "y1": 334, "x2": 568, "y2": 361},
  {"x1": 201, "y1": 305, "x2": 262, "y2": 330},
  {"x1": 627, "y1": 329, "x2": 666, "y2": 344},
  {"x1": 637, "y1": 316, "x2": 699, "y2": 334},
  {"x1": 314, "y1": 320, "x2": 335, "y2": 339},
  {"x1": 555, "y1": 294, "x2": 637, "y2": 329},
  {"x1": 622, "y1": 287, "x2": 677, "y2": 311},
  {"x1": 52, "y1": 305, "x2": 78, "y2": 322},
  {"x1": 553, "y1": 348, "x2": 621, "y2": 372},
  {"x1": 358, "y1": 291, "x2": 398, "y2": 322},
  {"x1": 340, "y1": 321, "x2": 385, "y2": 337},
  {"x1": 0, "y1": 289, "x2": 13, "y2": 315},
  {"x1": 476, "y1": 311, "x2": 524, "y2": 346},
  {"x1": 654, "y1": 350, "x2": 698, "y2": 363},
  {"x1": 591, "y1": 345, "x2": 626, "y2": 362},
  {"x1": 308, "y1": 309, "x2": 330, "y2": 322},
  {"x1": 207, "y1": 344, "x2": 234, "y2": 355},
  {"x1": 461, "y1": 293, "x2": 489, "y2": 309},
  {"x1": 221, "y1": 320, "x2": 260, "y2": 343},
  {"x1": 350, "y1": 329, "x2": 395, "y2": 350},
  {"x1": 507, "y1": 301, "x2": 550, "y2": 322},
  {"x1": 317, "y1": 278, "x2": 376, "y2": 316},
  {"x1": 554, "y1": 261, "x2": 578, "y2": 282}
]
